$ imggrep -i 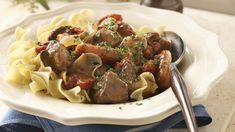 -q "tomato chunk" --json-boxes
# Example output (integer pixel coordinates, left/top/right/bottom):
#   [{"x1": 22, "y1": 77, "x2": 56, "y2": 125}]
[
  {"x1": 98, "y1": 14, "x2": 123, "y2": 25},
  {"x1": 63, "y1": 74, "x2": 96, "y2": 90},
  {"x1": 35, "y1": 45, "x2": 48, "y2": 54},
  {"x1": 78, "y1": 75, "x2": 96, "y2": 90},
  {"x1": 143, "y1": 60, "x2": 156, "y2": 74},
  {"x1": 71, "y1": 27, "x2": 83, "y2": 34}
]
